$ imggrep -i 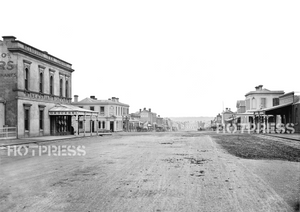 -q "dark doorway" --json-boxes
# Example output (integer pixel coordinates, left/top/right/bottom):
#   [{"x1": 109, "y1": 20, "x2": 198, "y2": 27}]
[
  {"x1": 91, "y1": 121, "x2": 95, "y2": 132},
  {"x1": 110, "y1": 121, "x2": 114, "y2": 132}
]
